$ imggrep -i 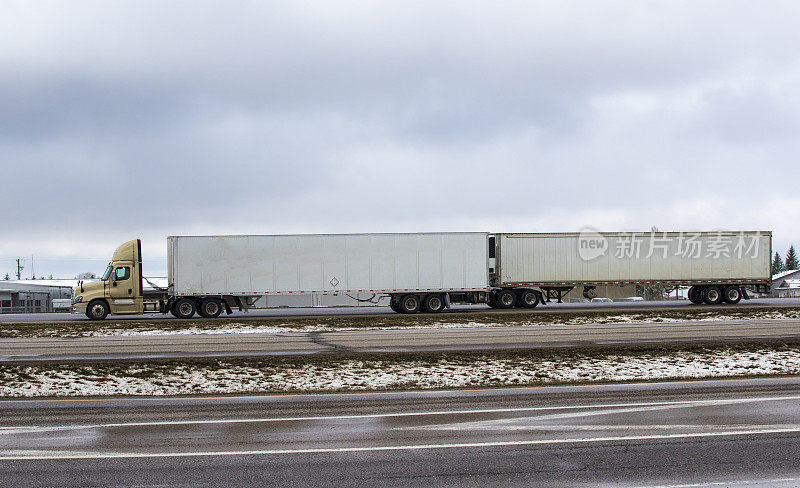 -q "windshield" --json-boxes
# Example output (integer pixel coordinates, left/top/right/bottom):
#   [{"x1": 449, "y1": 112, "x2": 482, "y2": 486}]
[{"x1": 101, "y1": 265, "x2": 113, "y2": 281}]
